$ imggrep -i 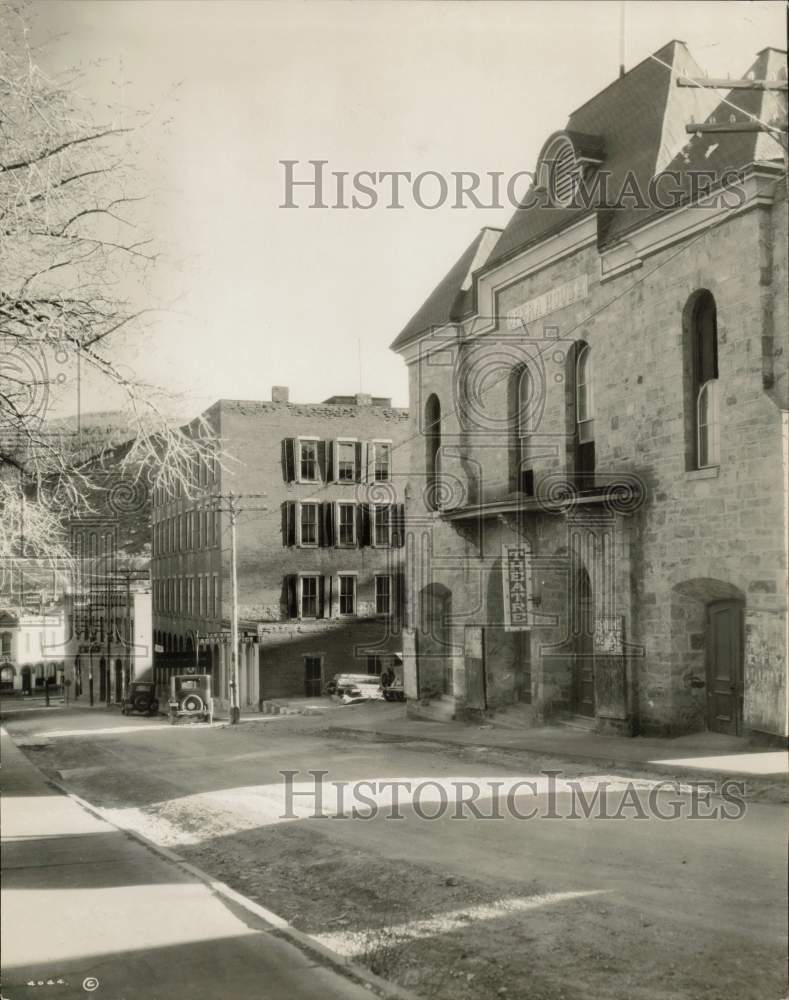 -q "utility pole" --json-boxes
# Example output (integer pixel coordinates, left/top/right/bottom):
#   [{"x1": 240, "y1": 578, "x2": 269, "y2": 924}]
[
  {"x1": 205, "y1": 490, "x2": 267, "y2": 724},
  {"x1": 125, "y1": 572, "x2": 132, "y2": 699},
  {"x1": 229, "y1": 491, "x2": 240, "y2": 724}
]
